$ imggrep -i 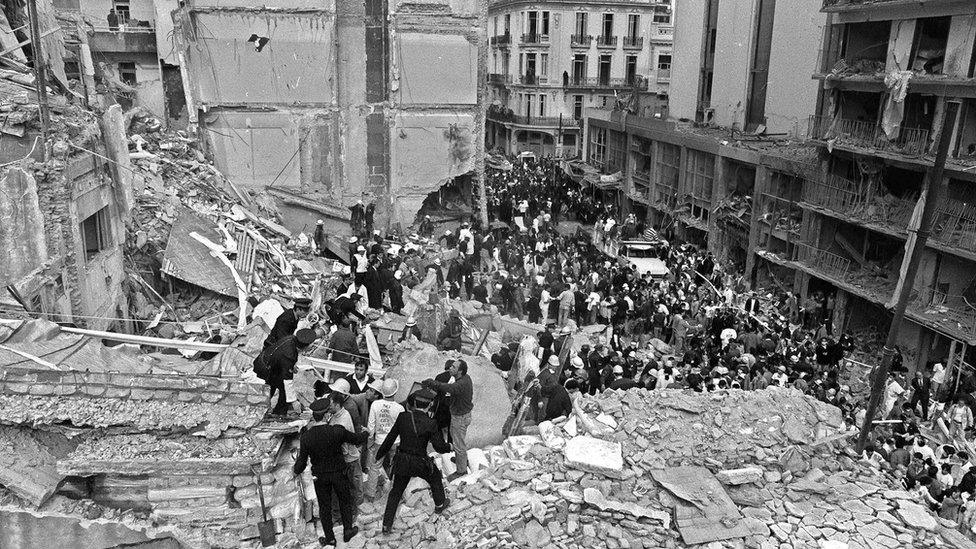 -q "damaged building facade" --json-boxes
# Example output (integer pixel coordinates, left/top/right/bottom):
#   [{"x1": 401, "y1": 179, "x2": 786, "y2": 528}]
[
  {"x1": 583, "y1": 0, "x2": 976, "y2": 372},
  {"x1": 172, "y1": 0, "x2": 488, "y2": 232},
  {"x1": 485, "y1": 0, "x2": 673, "y2": 158},
  {"x1": 0, "y1": 96, "x2": 133, "y2": 330}
]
